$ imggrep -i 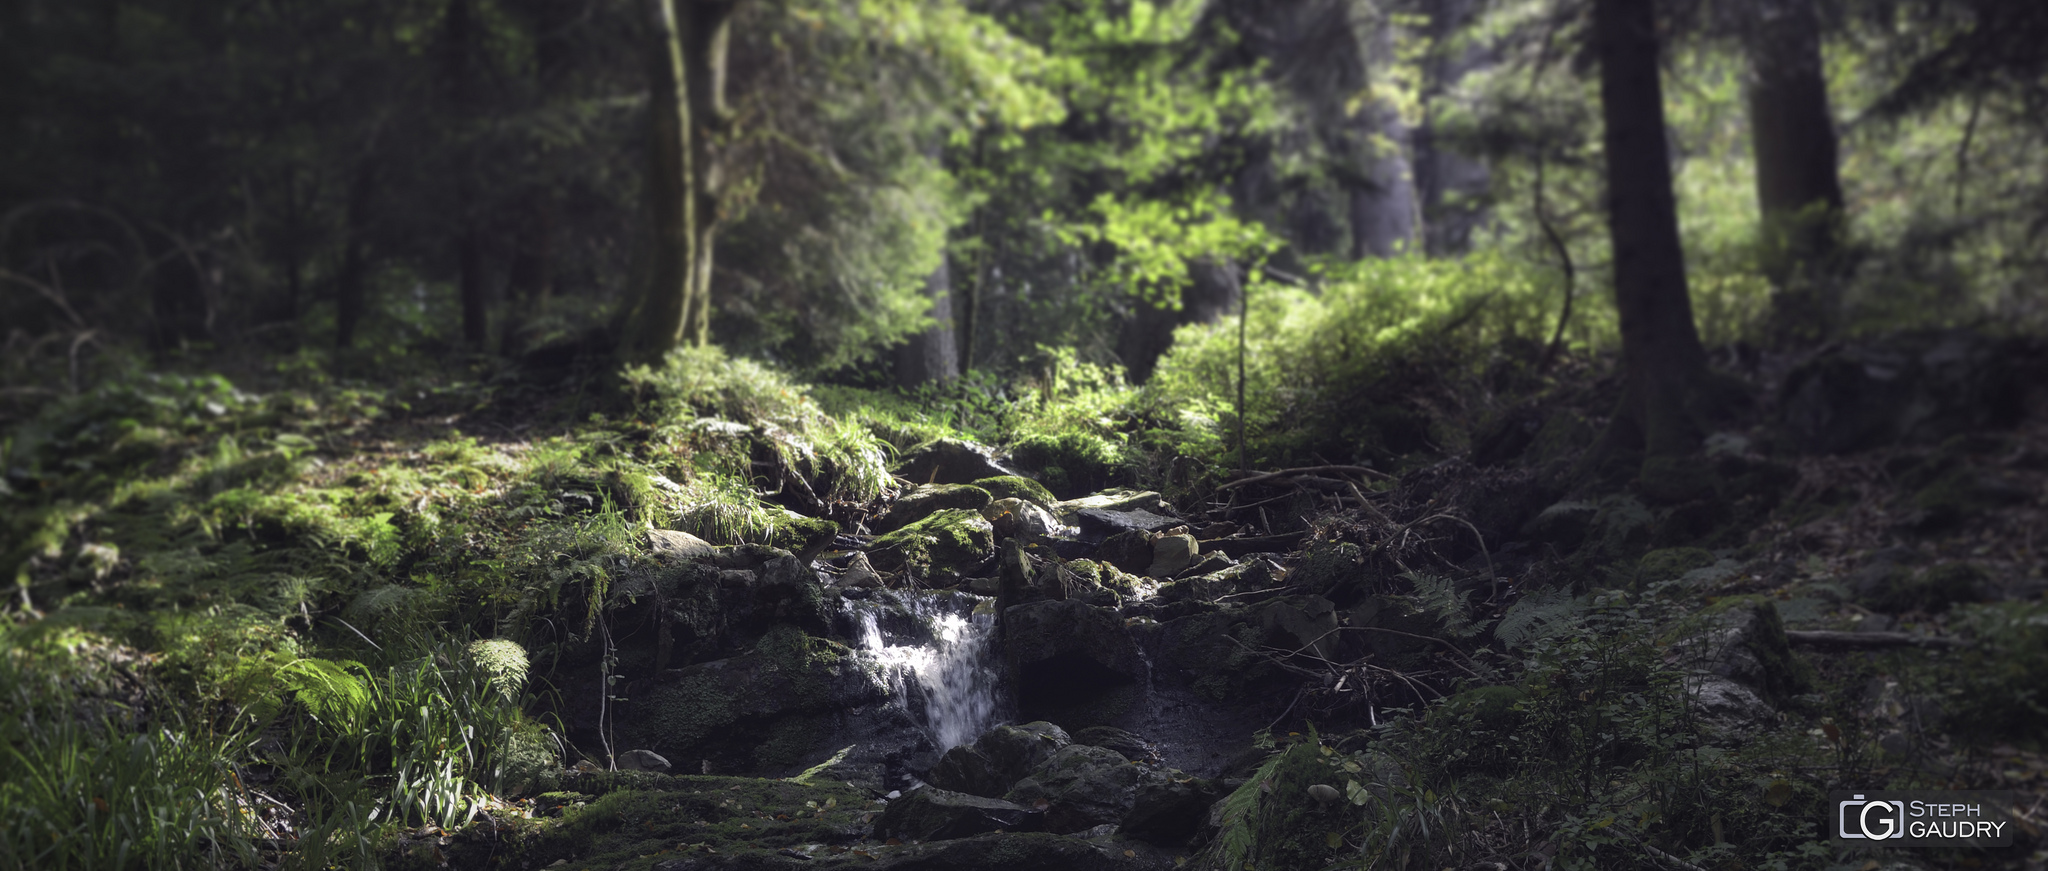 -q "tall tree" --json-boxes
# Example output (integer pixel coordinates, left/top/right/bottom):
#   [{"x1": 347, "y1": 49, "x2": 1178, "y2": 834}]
[
  {"x1": 622, "y1": 0, "x2": 738, "y2": 363},
  {"x1": 893, "y1": 260, "x2": 960, "y2": 387},
  {"x1": 1746, "y1": 0, "x2": 1845, "y2": 341},
  {"x1": 1590, "y1": 0, "x2": 1721, "y2": 484}
]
